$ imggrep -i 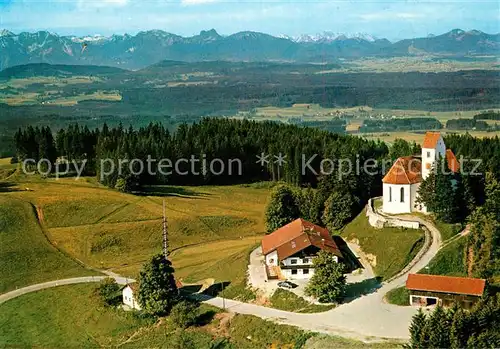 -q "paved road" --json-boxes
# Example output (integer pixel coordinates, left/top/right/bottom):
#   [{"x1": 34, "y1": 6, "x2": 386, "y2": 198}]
[
  {"x1": 0, "y1": 209, "x2": 444, "y2": 342},
  {"x1": 203, "y1": 213, "x2": 443, "y2": 342},
  {"x1": 0, "y1": 275, "x2": 135, "y2": 305}
]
